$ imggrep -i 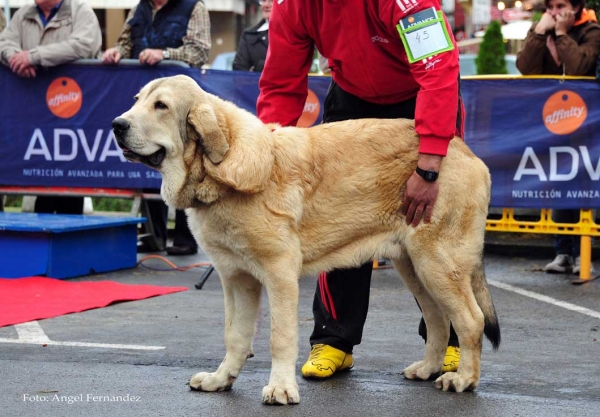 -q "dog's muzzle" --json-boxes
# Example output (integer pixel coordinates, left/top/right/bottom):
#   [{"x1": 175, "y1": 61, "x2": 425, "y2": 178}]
[{"x1": 112, "y1": 117, "x2": 166, "y2": 168}]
